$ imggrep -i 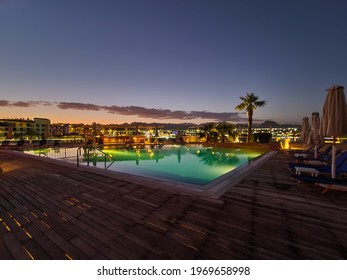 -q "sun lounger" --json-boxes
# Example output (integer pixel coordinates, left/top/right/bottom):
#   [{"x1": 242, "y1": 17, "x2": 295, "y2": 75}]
[
  {"x1": 304, "y1": 148, "x2": 341, "y2": 162},
  {"x1": 290, "y1": 151, "x2": 347, "y2": 182},
  {"x1": 291, "y1": 174, "x2": 347, "y2": 193},
  {"x1": 318, "y1": 183, "x2": 347, "y2": 193},
  {"x1": 288, "y1": 144, "x2": 316, "y2": 154},
  {"x1": 293, "y1": 144, "x2": 331, "y2": 159},
  {"x1": 288, "y1": 148, "x2": 341, "y2": 169},
  {"x1": 291, "y1": 173, "x2": 347, "y2": 183},
  {"x1": 317, "y1": 151, "x2": 347, "y2": 174},
  {"x1": 294, "y1": 167, "x2": 320, "y2": 177},
  {"x1": 291, "y1": 174, "x2": 347, "y2": 194}
]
